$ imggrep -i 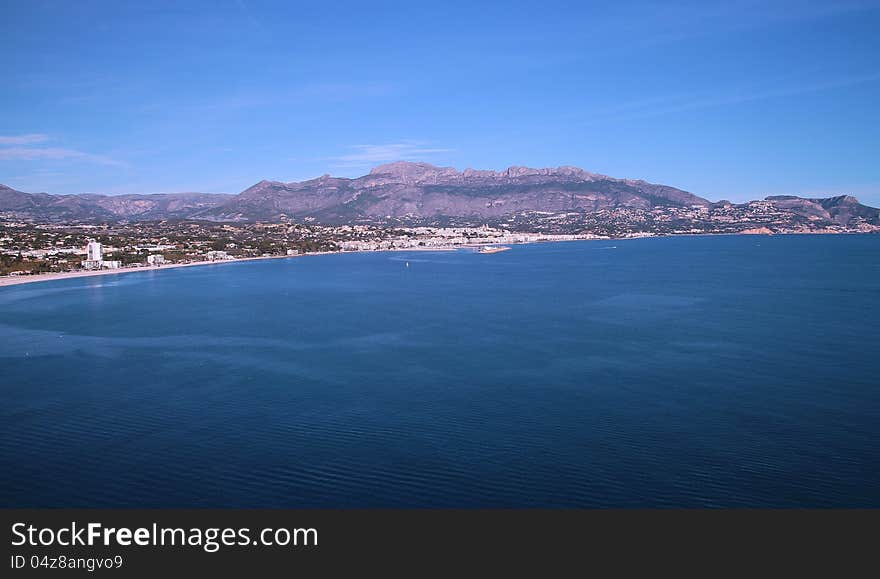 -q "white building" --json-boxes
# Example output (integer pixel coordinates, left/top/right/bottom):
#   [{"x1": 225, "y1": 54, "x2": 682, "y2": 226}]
[
  {"x1": 81, "y1": 238, "x2": 120, "y2": 270},
  {"x1": 147, "y1": 254, "x2": 165, "y2": 266},
  {"x1": 86, "y1": 239, "x2": 103, "y2": 261},
  {"x1": 81, "y1": 239, "x2": 104, "y2": 269},
  {"x1": 206, "y1": 250, "x2": 231, "y2": 261}
]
